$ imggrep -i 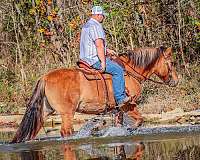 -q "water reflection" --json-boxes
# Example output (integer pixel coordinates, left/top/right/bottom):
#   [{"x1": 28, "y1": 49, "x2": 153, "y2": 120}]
[
  {"x1": 1, "y1": 134, "x2": 200, "y2": 160},
  {"x1": 63, "y1": 144, "x2": 76, "y2": 160},
  {"x1": 18, "y1": 141, "x2": 145, "y2": 160},
  {"x1": 62, "y1": 142, "x2": 145, "y2": 160},
  {"x1": 21, "y1": 151, "x2": 44, "y2": 160},
  {"x1": 173, "y1": 145, "x2": 200, "y2": 160}
]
